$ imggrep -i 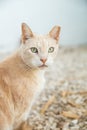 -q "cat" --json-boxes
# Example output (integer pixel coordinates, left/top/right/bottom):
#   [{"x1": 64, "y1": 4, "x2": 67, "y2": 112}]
[{"x1": 0, "y1": 23, "x2": 60, "y2": 130}]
